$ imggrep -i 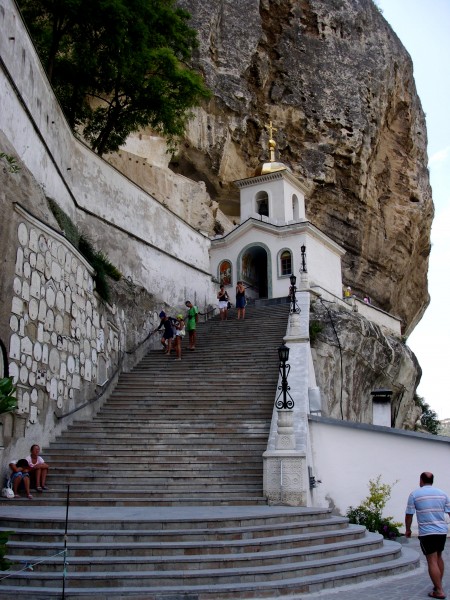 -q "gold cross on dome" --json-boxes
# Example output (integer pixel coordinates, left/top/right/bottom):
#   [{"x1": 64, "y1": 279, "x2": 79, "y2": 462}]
[
  {"x1": 264, "y1": 121, "x2": 277, "y2": 162},
  {"x1": 265, "y1": 120, "x2": 277, "y2": 141}
]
